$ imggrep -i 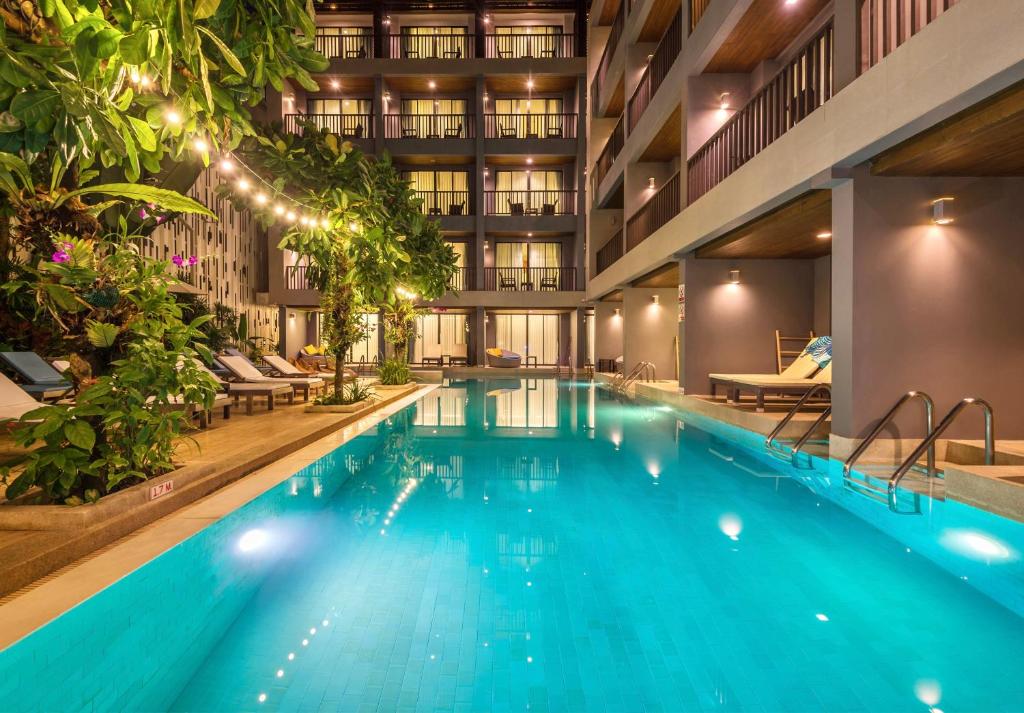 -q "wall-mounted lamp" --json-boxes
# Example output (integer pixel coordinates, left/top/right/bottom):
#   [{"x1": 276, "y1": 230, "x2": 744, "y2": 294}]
[
  {"x1": 613, "y1": 308, "x2": 621, "y2": 317},
  {"x1": 329, "y1": 79, "x2": 340, "y2": 90},
  {"x1": 288, "y1": 312, "x2": 296, "y2": 320},
  {"x1": 483, "y1": 240, "x2": 489, "y2": 250},
  {"x1": 816, "y1": 231, "x2": 832, "y2": 239},
  {"x1": 648, "y1": 177, "x2": 656, "y2": 190},
  {"x1": 382, "y1": 90, "x2": 391, "y2": 102},
  {"x1": 719, "y1": 92, "x2": 731, "y2": 110},
  {"x1": 932, "y1": 197, "x2": 955, "y2": 225},
  {"x1": 483, "y1": 14, "x2": 491, "y2": 23},
  {"x1": 383, "y1": 14, "x2": 391, "y2": 25},
  {"x1": 483, "y1": 92, "x2": 489, "y2": 101},
  {"x1": 428, "y1": 80, "x2": 436, "y2": 90},
  {"x1": 729, "y1": 269, "x2": 741, "y2": 284},
  {"x1": 651, "y1": 294, "x2": 660, "y2": 305}
]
